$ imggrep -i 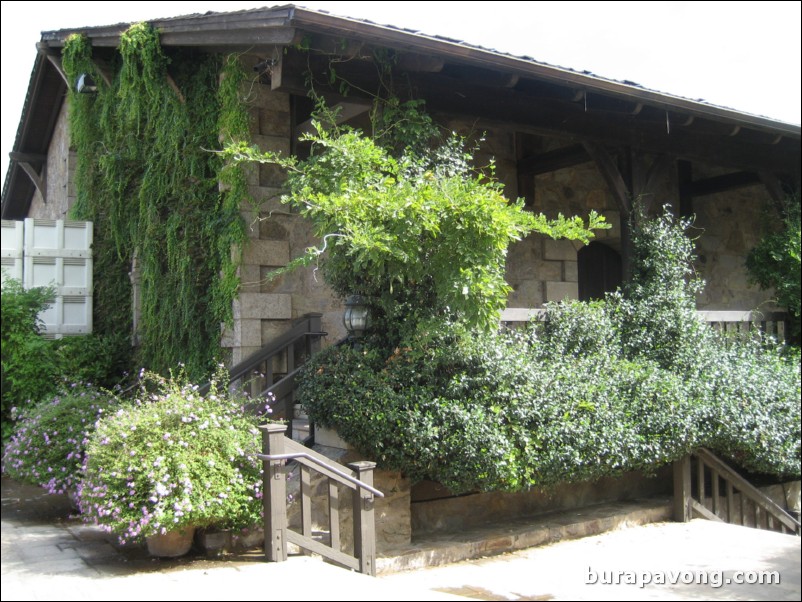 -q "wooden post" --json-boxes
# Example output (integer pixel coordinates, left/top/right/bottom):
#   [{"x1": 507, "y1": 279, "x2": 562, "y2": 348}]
[
  {"x1": 349, "y1": 461, "x2": 377, "y2": 576},
  {"x1": 261, "y1": 423, "x2": 288, "y2": 562},
  {"x1": 328, "y1": 480, "x2": 340, "y2": 551},
  {"x1": 673, "y1": 455, "x2": 691, "y2": 522},
  {"x1": 300, "y1": 465, "x2": 312, "y2": 538}
]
